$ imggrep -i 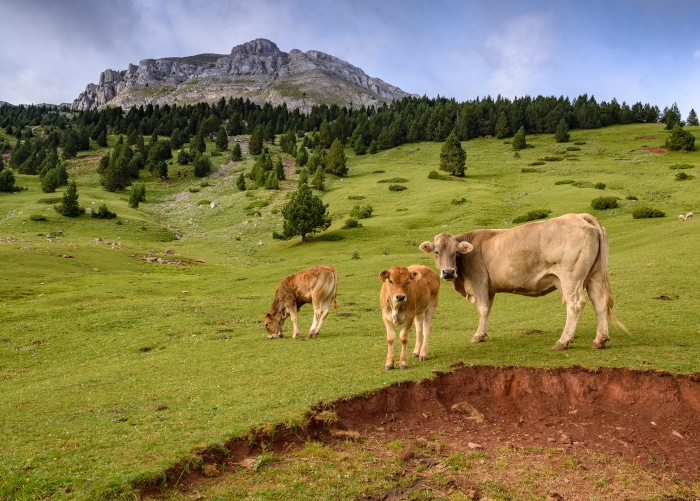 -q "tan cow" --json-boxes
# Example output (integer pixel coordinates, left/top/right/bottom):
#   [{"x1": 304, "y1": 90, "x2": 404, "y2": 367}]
[
  {"x1": 264, "y1": 266, "x2": 338, "y2": 339},
  {"x1": 380, "y1": 265, "x2": 440, "y2": 370},
  {"x1": 420, "y1": 213, "x2": 628, "y2": 350}
]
